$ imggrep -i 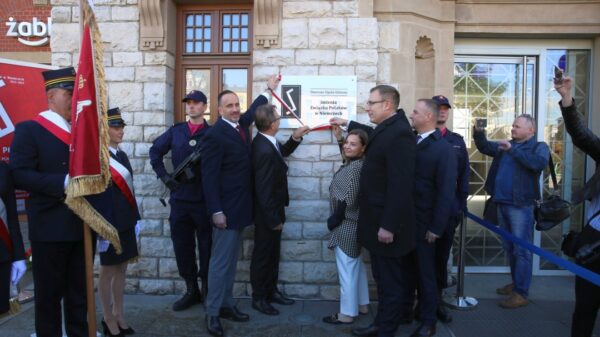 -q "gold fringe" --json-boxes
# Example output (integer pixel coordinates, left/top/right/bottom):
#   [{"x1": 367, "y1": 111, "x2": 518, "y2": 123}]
[
  {"x1": 66, "y1": 195, "x2": 122, "y2": 254},
  {"x1": 65, "y1": 1, "x2": 122, "y2": 253},
  {"x1": 8, "y1": 298, "x2": 20, "y2": 315}
]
